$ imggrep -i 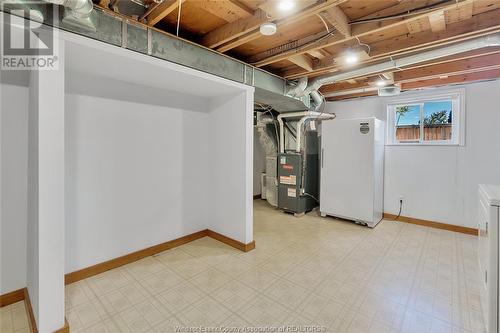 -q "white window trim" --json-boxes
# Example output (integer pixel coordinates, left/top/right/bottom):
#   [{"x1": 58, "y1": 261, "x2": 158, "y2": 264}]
[{"x1": 386, "y1": 89, "x2": 465, "y2": 146}]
